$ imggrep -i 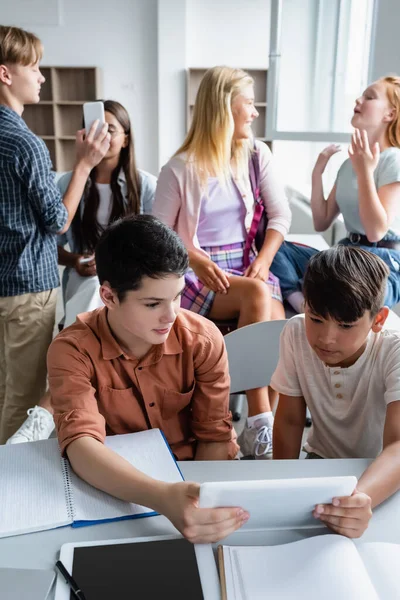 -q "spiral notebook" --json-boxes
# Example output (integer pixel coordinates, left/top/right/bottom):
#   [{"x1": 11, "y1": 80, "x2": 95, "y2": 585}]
[{"x1": 0, "y1": 429, "x2": 183, "y2": 539}]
